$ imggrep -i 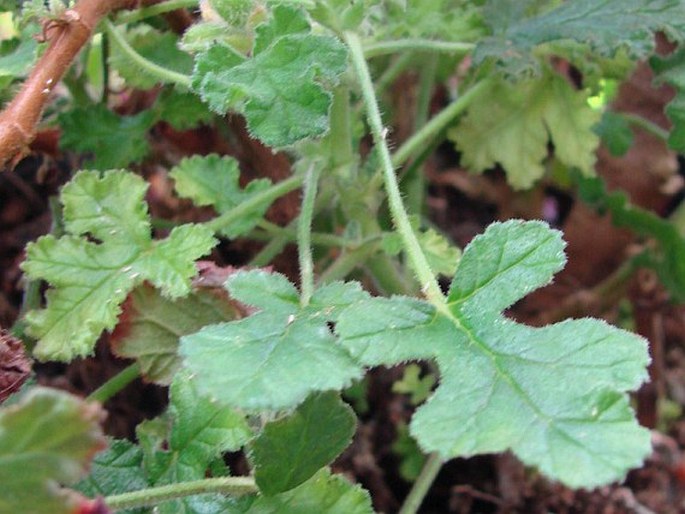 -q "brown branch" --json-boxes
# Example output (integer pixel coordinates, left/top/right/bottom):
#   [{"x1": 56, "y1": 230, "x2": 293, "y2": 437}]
[{"x1": 0, "y1": 0, "x2": 134, "y2": 169}]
